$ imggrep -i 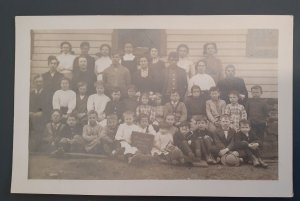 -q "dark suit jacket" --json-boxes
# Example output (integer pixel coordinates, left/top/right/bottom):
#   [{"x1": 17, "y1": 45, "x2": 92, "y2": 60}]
[
  {"x1": 234, "y1": 130, "x2": 261, "y2": 150},
  {"x1": 42, "y1": 71, "x2": 64, "y2": 98},
  {"x1": 217, "y1": 76, "x2": 248, "y2": 103},
  {"x1": 162, "y1": 66, "x2": 187, "y2": 100},
  {"x1": 212, "y1": 128, "x2": 236, "y2": 151}
]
